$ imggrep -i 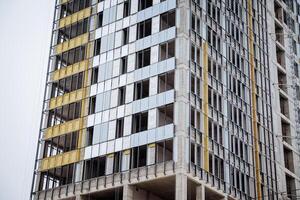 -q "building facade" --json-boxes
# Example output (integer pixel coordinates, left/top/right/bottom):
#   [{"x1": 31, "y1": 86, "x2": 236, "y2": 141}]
[{"x1": 31, "y1": 0, "x2": 300, "y2": 199}]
